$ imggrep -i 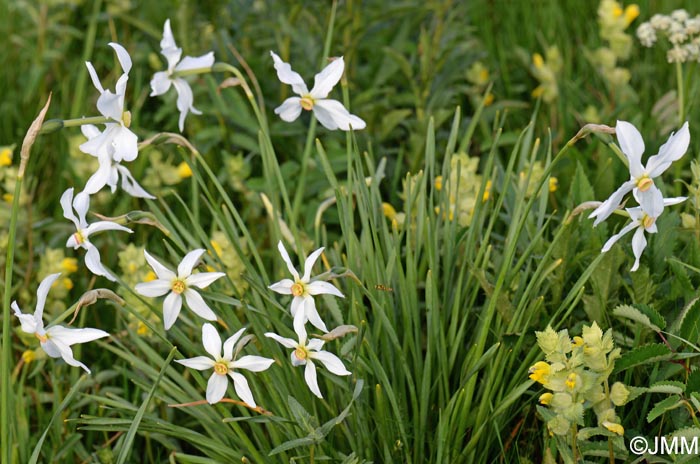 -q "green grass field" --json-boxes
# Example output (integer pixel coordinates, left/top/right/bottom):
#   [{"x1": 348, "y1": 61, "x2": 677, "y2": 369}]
[{"x1": 3, "y1": 0, "x2": 700, "y2": 462}]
